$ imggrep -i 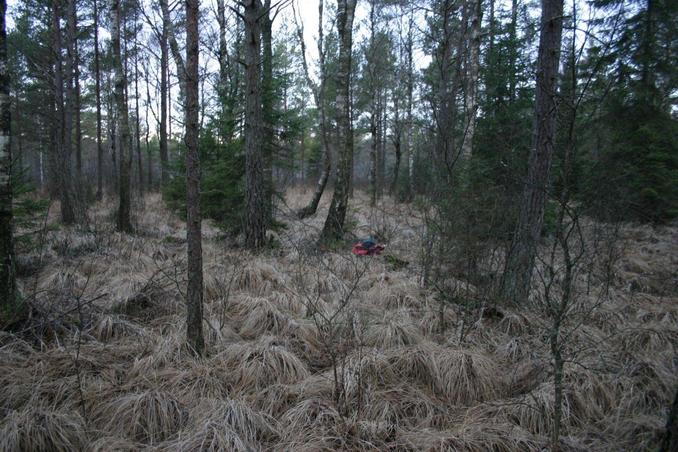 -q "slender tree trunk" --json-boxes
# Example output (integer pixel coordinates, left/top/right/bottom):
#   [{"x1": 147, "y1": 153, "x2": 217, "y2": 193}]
[
  {"x1": 54, "y1": 0, "x2": 76, "y2": 224},
  {"x1": 390, "y1": 97, "x2": 401, "y2": 195},
  {"x1": 406, "y1": 10, "x2": 414, "y2": 198},
  {"x1": 501, "y1": 0, "x2": 564, "y2": 304},
  {"x1": 74, "y1": 17, "x2": 82, "y2": 184},
  {"x1": 134, "y1": 6, "x2": 143, "y2": 196},
  {"x1": 161, "y1": 0, "x2": 186, "y2": 108},
  {"x1": 296, "y1": 0, "x2": 332, "y2": 219},
  {"x1": 369, "y1": 112, "x2": 377, "y2": 206},
  {"x1": 460, "y1": 0, "x2": 482, "y2": 159},
  {"x1": 0, "y1": 0, "x2": 16, "y2": 311},
  {"x1": 94, "y1": 0, "x2": 104, "y2": 200},
  {"x1": 13, "y1": 91, "x2": 22, "y2": 173},
  {"x1": 509, "y1": 0, "x2": 518, "y2": 101},
  {"x1": 111, "y1": 0, "x2": 133, "y2": 232},
  {"x1": 262, "y1": 0, "x2": 274, "y2": 226},
  {"x1": 243, "y1": 0, "x2": 266, "y2": 249},
  {"x1": 159, "y1": 22, "x2": 168, "y2": 190},
  {"x1": 321, "y1": 0, "x2": 357, "y2": 242},
  {"x1": 108, "y1": 79, "x2": 118, "y2": 194},
  {"x1": 368, "y1": 0, "x2": 377, "y2": 206},
  {"x1": 145, "y1": 68, "x2": 152, "y2": 190},
  {"x1": 378, "y1": 92, "x2": 386, "y2": 198},
  {"x1": 185, "y1": 0, "x2": 204, "y2": 355}
]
